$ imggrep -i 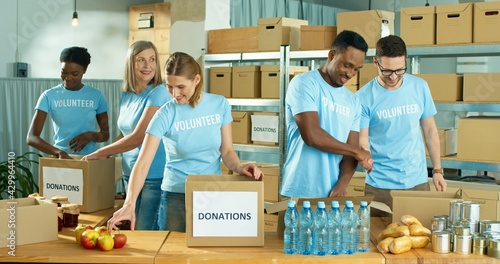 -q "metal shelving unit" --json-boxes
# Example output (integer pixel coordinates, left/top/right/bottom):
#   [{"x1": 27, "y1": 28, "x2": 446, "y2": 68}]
[
  {"x1": 203, "y1": 46, "x2": 289, "y2": 171},
  {"x1": 406, "y1": 43, "x2": 500, "y2": 174}
]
